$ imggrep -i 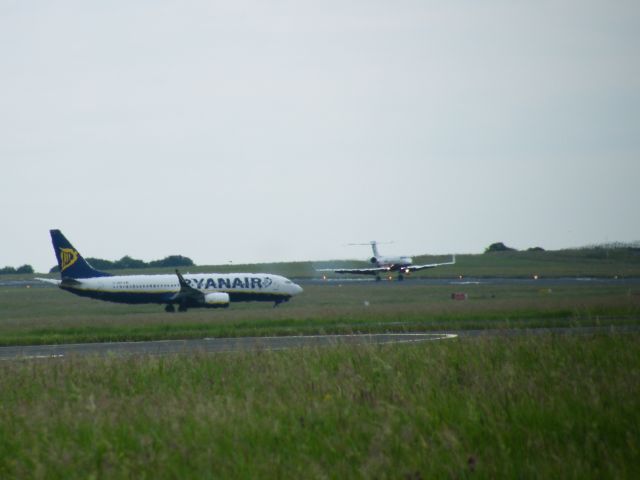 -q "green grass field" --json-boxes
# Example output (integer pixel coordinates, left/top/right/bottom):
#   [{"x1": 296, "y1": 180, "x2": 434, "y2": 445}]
[
  {"x1": 0, "y1": 281, "x2": 639, "y2": 345},
  {"x1": 0, "y1": 335, "x2": 638, "y2": 478},
  {"x1": 1, "y1": 250, "x2": 639, "y2": 478}
]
